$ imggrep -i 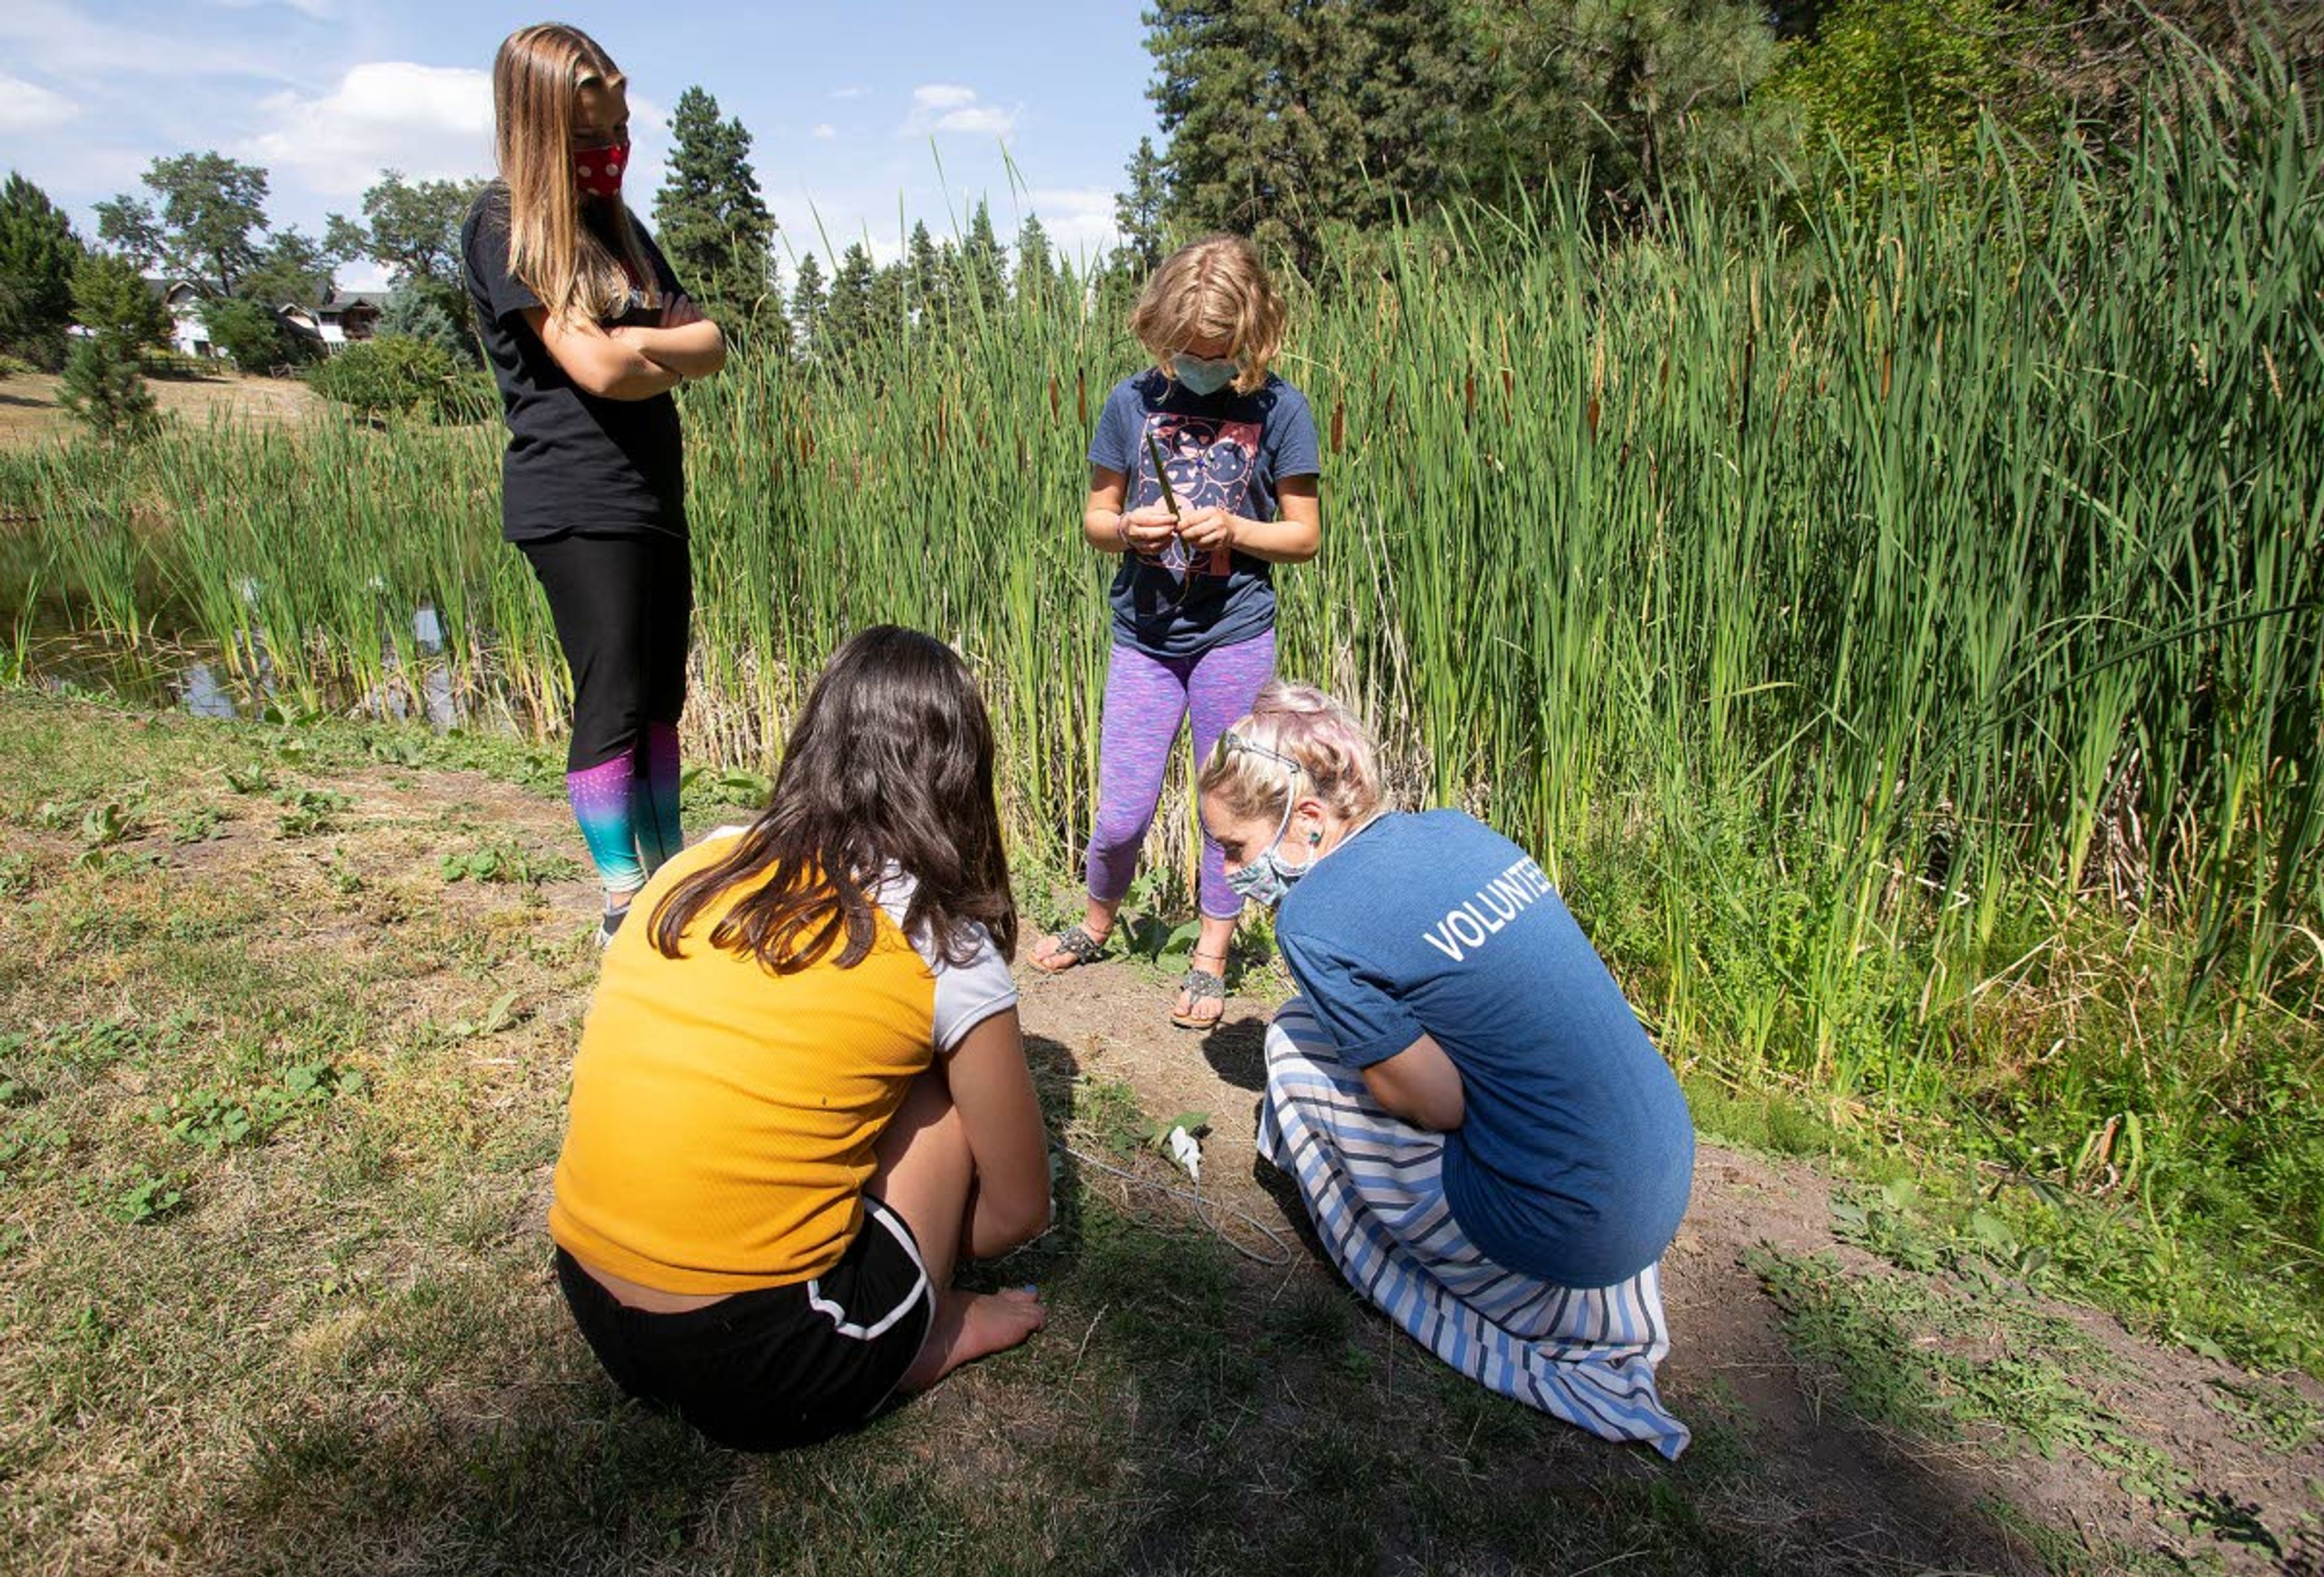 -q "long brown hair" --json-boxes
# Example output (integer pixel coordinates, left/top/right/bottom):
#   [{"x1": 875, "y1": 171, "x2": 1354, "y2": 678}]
[
  {"x1": 650, "y1": 627, "x2": 1017, "y2": 973},
  {"x1": 491, "y1": 22, "x2": 655, "y2": 324}
]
